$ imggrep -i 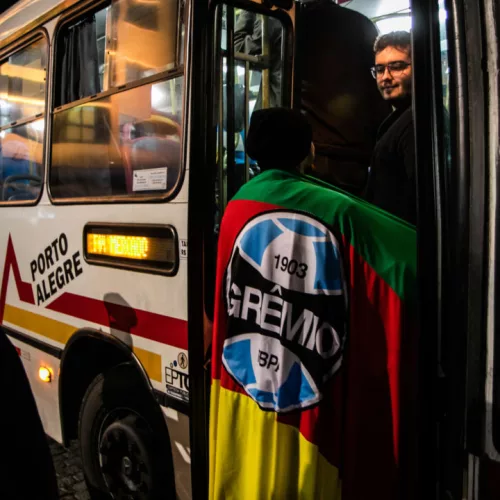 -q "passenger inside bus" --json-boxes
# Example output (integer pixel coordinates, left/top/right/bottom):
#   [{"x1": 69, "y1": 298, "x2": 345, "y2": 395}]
[
  {"x1": 0, "y1": 126, "x2": 43, "y2": 202},
  {"x1": 0, "y1": 36, "x2": 45, "y2": 202},
  {"x1": 299, "y1": 0, "x2": 391, "y2": 195},
  {"x1": 234, "y1": 10, "x2": 282, "y2": 109},
  {"x1": 365, "y1": 30, "x2": 416, "y2": 224},
  {"x1": 210, "y1": 103, "x2": 418, "y2": 499},
  {"x1": 223, "y1": 0, "x2": 417, "y2": 225}
]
